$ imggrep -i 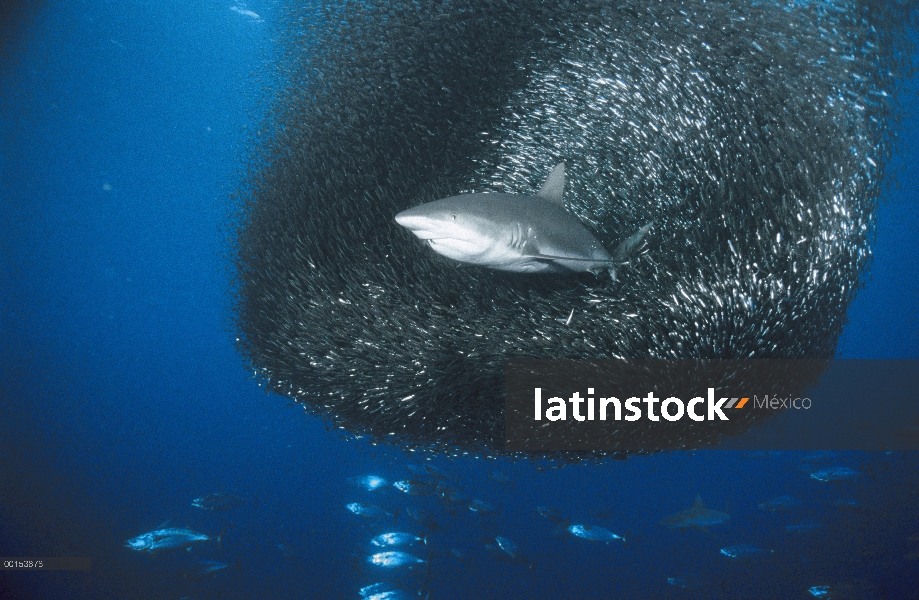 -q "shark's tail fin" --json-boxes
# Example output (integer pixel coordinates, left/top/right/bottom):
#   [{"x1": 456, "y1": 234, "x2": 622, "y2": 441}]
[{"x1": 216, "y1": 525, "x2": 228, "y2": 549}]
